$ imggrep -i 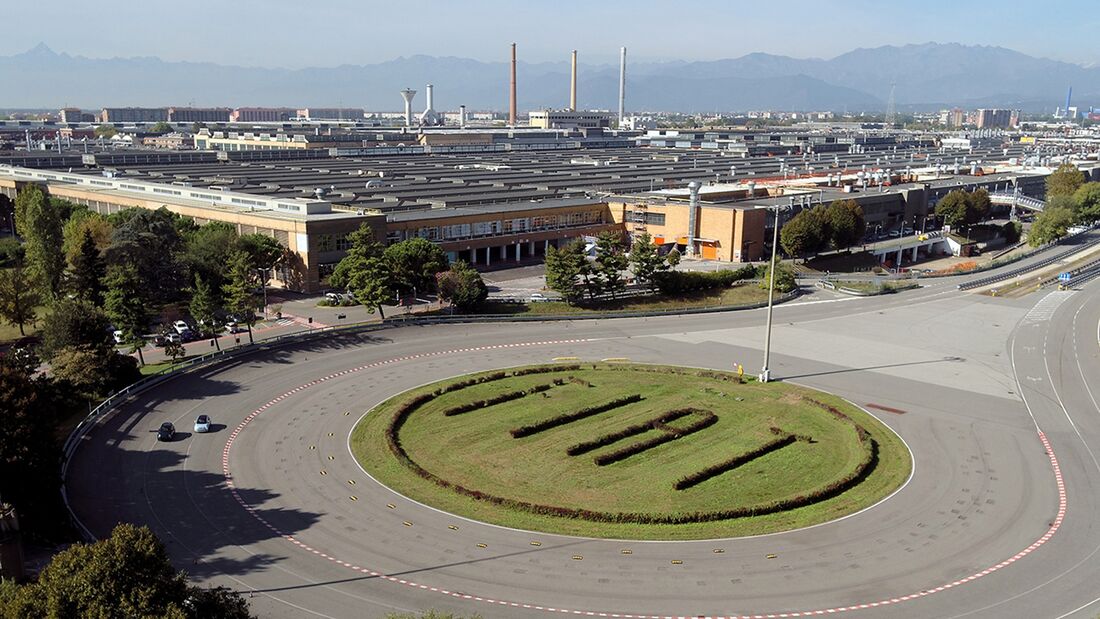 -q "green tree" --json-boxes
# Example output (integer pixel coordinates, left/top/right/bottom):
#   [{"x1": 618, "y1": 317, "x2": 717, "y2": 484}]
[
  {"x1": 330, "y1": 225, "x2": 392, "y2": 319},
  {"x1": 39, "y1": 297, "x2": 111, "y2": 359},
  {"x1": 160, "y1": 326, "x2": 186, "y2": 363},
  {"x1": 0, "y1": 351, "x2": 65, "y2": 535},
  {"x1": 594, "y1": 231, "x2": 628, "y2": 299},
  {"x1": 0, "y1": 265, "x2": 41, "y2": 336},
  {"x1": 69, "y1": 228, "x2": 107, "y2": 305},
  {"x1": 543, "y1": 241, "x2": 586, "y2": 304},
  {"x1": 382, "y1": 237, "x2": 449, "y2": 296},
  {"x1": 968, "y1": 188, "x2": 992, "y2": 223},
  {"x1": 16, "y1": 185, "x2": 65, "y2": 297},
  {"x1": 189, "y1": 274, "x2": 223, "y2": 350},
  {"x1": 222, "y1": 250, "x2": 261, "y2": 344},
  {"x1": 435, "y1": 261, "x2": 488, "y2": 312},
  {"x1": 934, "y1": 189, "x2": 972, "y2": 229},
  {"x1": 758, "y1": 260, "x2": 797, "y2": 293},
  {"x1": 825, "y1": 199, "x2": 865, "y2": 250},
  {"x1": 49, "y1": 344, "x2": 141, "y2": 400},
  {"x1": 1028, "y1": 206, "x2": 1075, "y2": 247},
  {"x1": 238, "y1": 233, "x2": 287, "y2": 278},
  {"x1": 62, "y1": 210, "x2": 112, "y2": 265},
  {"x1": 780, "y1": 208, "x2": 826, "y2": 258},
  {"x1": 107, "y1": 207, "x2": 187, "y2": 302},
  {"x1": 665, "y1": 247, "x2": 681, "y2": 269},
  {"x1": 184, "y1": 221, "x2": 239, "y2": 291},
  {"x1": 94, "y1": 124, "x2": 118, "y2": 138},
  {"x1": 628, "y1": 232, "x2": 667, "y2": 288},
  {"x1": 149, "y1": 121, "x2": 173, "y2": 133},
  {"x1": 1046, "y1": 162, "x2": 1085, "y2": 200},
  {"x1": 104, "y1": 263, "x2": 150, "y2": 365},
  {"x1": 1071, "y1": 182, "x2": 1100, "y2": 223},
  {"x1": 0, "y1": 237, "x2": 24, "y2": 268},
  {"x1": 1, "y1": 523, "x2": 253, "y2": 619},
  {"x1": 1002, "y1": 221, "x2": 1022, "y2": 245}
]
